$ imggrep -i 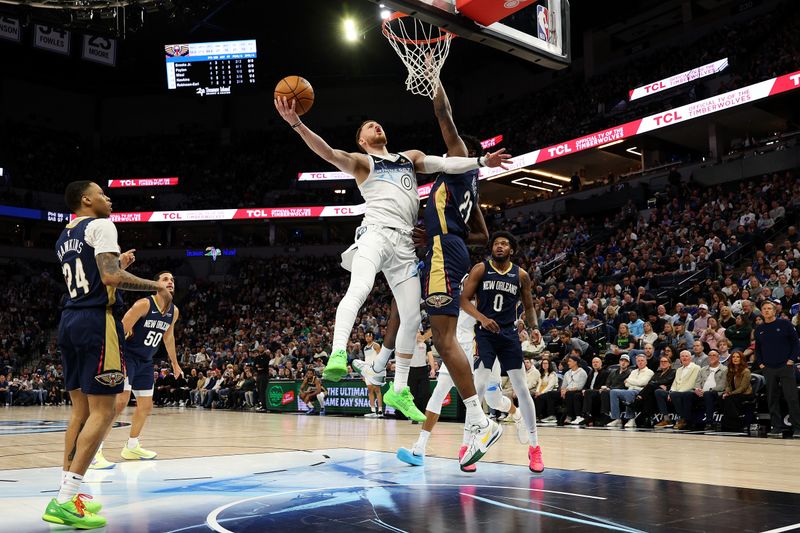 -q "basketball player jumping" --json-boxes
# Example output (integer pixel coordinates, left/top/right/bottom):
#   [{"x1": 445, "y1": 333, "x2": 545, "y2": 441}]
[
  {"x1": 394, "y1": 85, "x2": 522, "y2": 469},
  {"x1": 461, "y1": 231, "x2": 544, "y2": 473},
  {"x1": 91, "y1": 271, "x2": 181, "y2": 469},
  {"x1": 45, "y1": 181, "x2": 172, "y2": 529},
  {"x1": 275, "y1": 96, "x2": 509, "y2": 455}
]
